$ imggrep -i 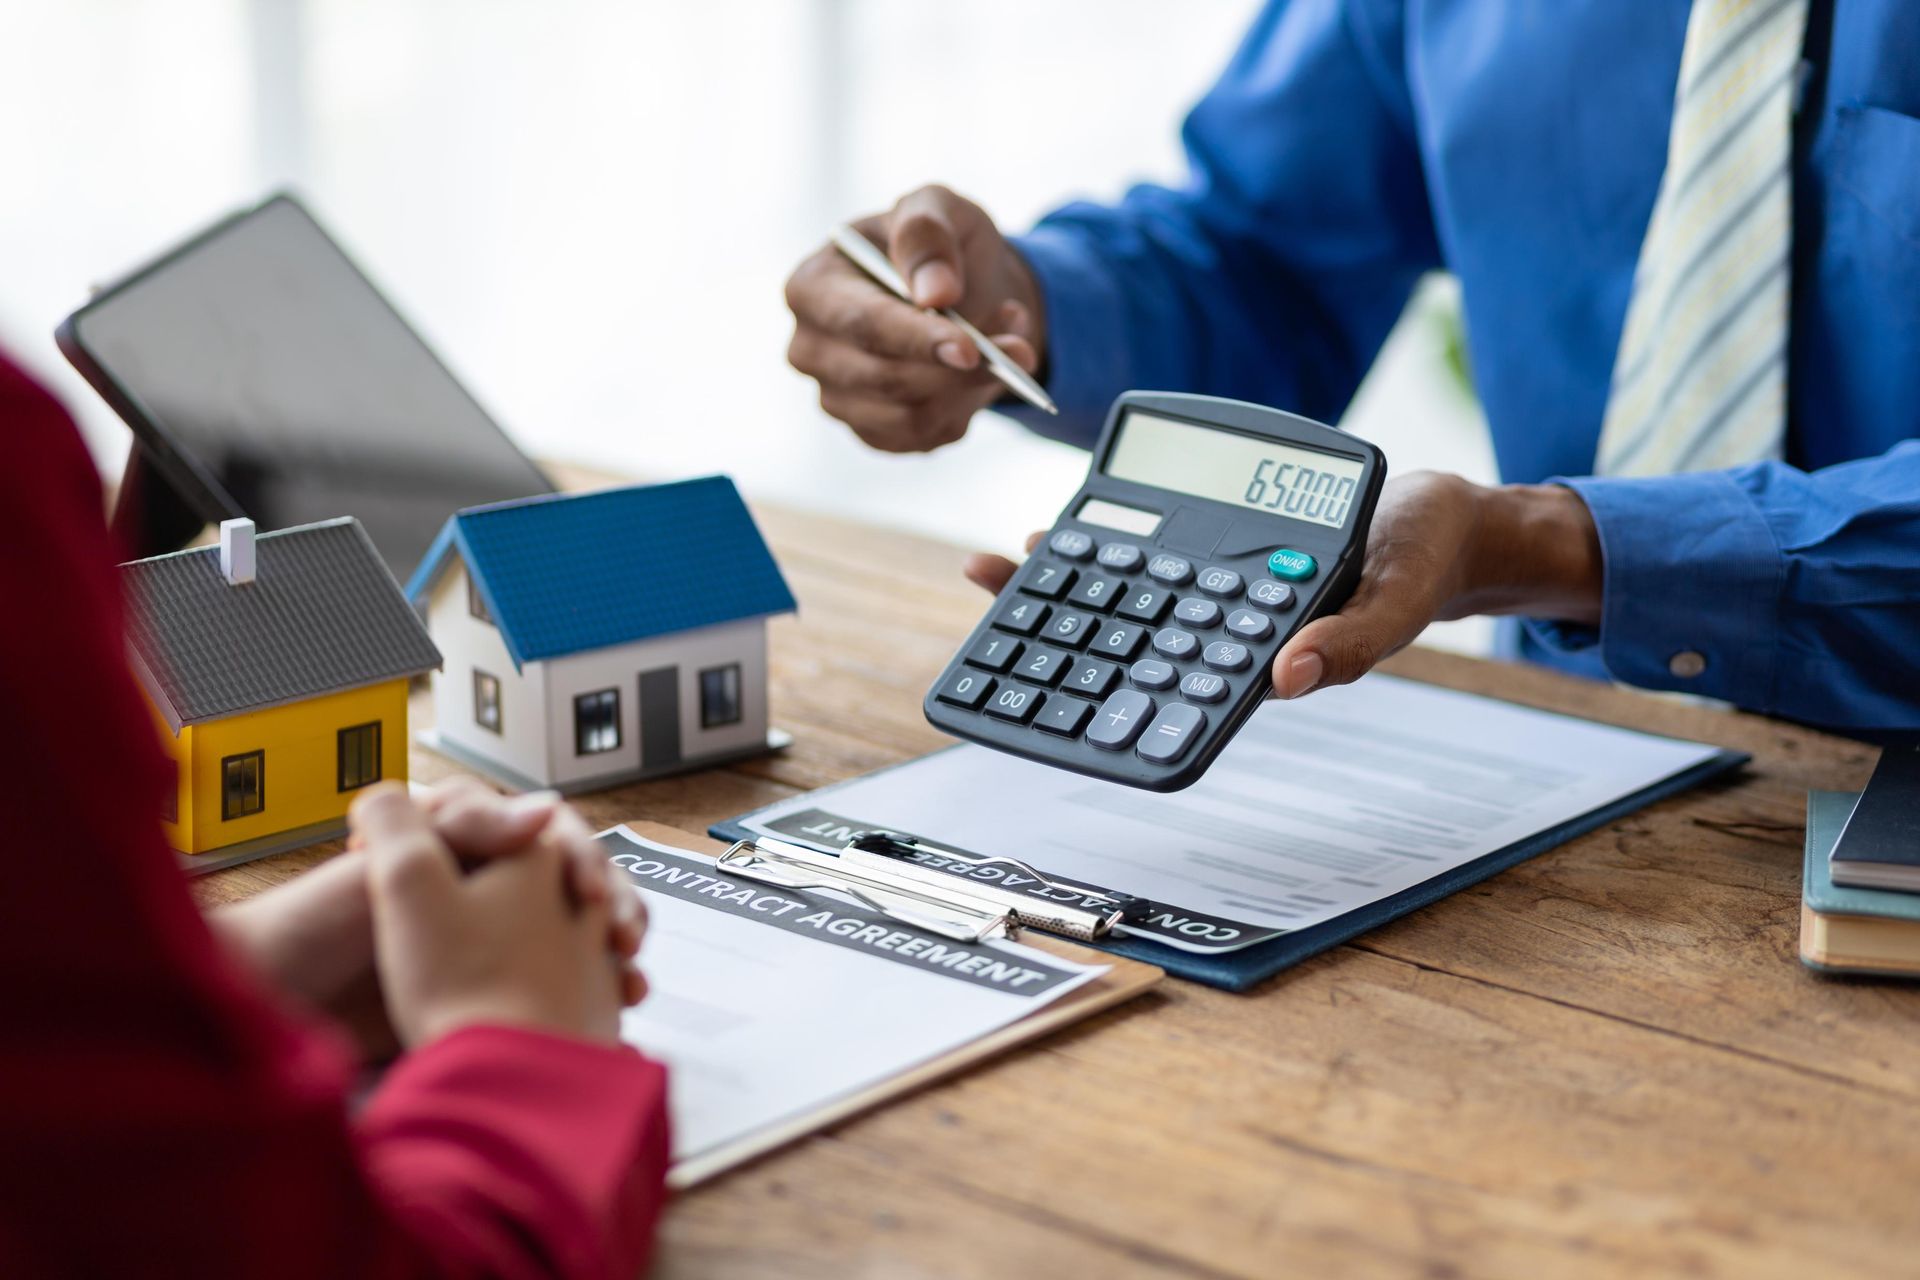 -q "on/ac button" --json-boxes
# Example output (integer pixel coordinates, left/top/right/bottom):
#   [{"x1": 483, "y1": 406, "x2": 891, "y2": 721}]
[{"x1": 1266, "y1": 548, "x2": 1317, "y2": 581}]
